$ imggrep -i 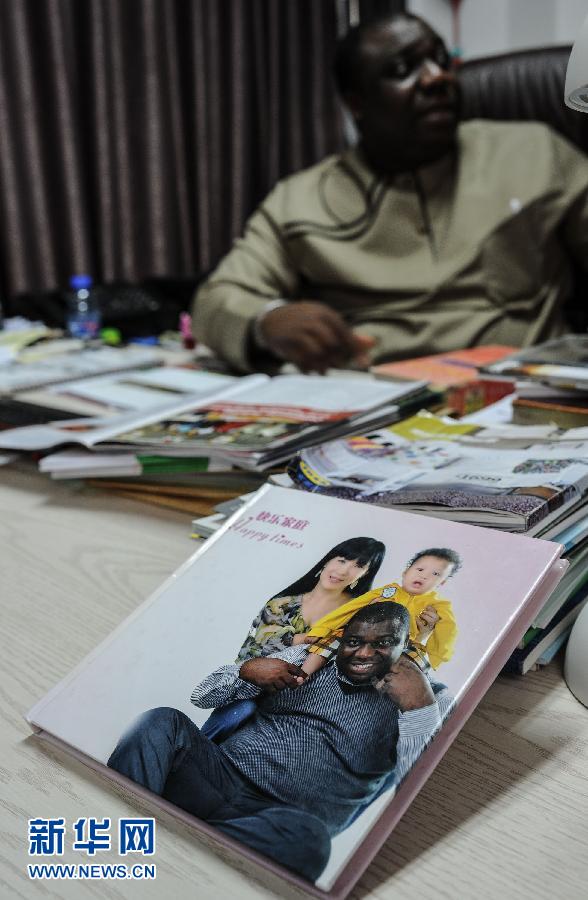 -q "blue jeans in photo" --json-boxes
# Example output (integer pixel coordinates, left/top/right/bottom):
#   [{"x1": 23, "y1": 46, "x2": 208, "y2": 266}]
[
  {"x1": 200, "y1": 699, "x2": 256, "y2": 742},
  {"x1": 107, "y1": 706, "x2": 331, "y2": 881}
]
